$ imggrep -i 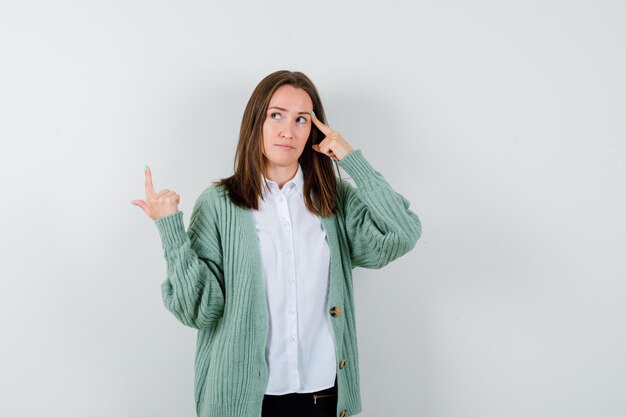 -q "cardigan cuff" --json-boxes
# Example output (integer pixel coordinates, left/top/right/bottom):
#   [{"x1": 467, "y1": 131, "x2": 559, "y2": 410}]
[
  {"x1": 154, "y1": 211, "x2": 188, "y2": 250},
  {"x1": 338, "y1": 149, "x2": 384, "y2": 190}
]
